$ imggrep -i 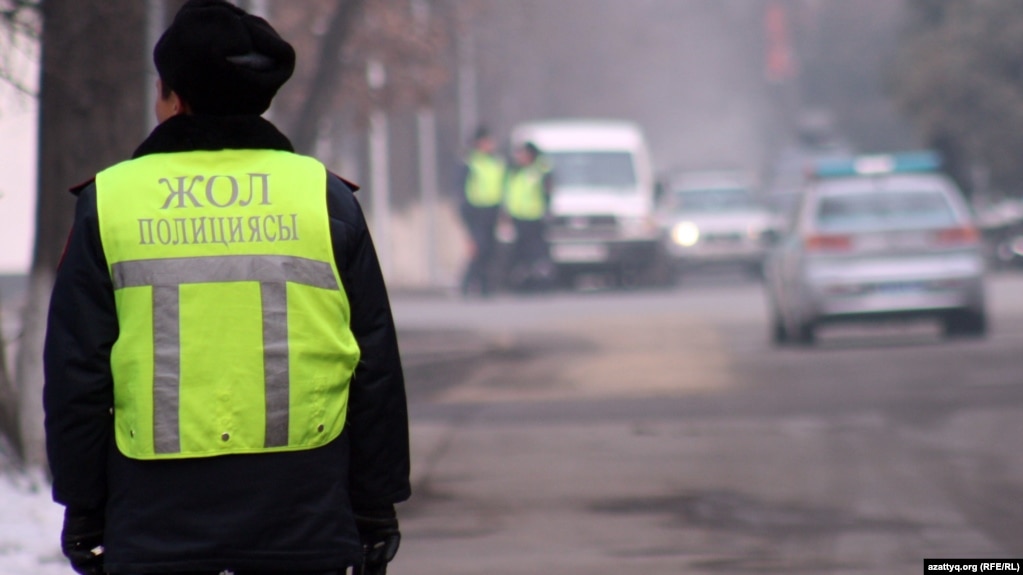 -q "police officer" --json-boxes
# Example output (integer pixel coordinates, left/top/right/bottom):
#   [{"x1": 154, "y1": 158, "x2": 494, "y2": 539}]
[
  {"x1": 43, "y1": 2, "x2": 409, "y2": 574},
  {"x1": 458, "y1": 126, "x2": 506, "y2": 297},
  {"x1": 503, "y1": 142, "x2": 553, "y2": 291}
]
